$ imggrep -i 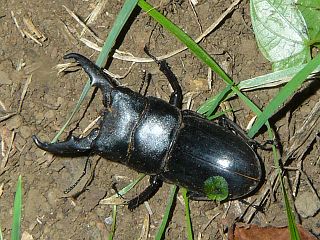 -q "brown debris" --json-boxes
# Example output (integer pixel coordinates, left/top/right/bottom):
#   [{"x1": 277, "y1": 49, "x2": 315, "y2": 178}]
[{"x1": 229, "y1": 224, "x2": 317, "y2": 240}]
